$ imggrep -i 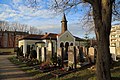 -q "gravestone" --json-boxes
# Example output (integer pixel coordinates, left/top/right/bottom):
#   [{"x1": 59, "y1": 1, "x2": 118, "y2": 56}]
[
  {"x1": 68, "y1": 46, "x2": 76, "y2": 69},
  {"x1": 79, "y1": 47, "x2": 85, "y2": 63},
  {"x1": 57, "y1": 47, "x2": 64, "y2": 67},
  {"x1": 76, "y1": 46, "x2": 80, "y2": 63},
  {"x1": 88, "y1": 47, "x2": 95, "y2": 63},
  {"x1": 47, "y1": 41, "x2": 53, "y2": 61},
  {"x1": 37, "y1": 47, "x2": 41, "y2": 61},
  {"x1": 88, "y1": 47, "x2": 97, "y2": 63},
  {"x1": 82, "y1": 46, "x2": 88, "y2": 56},
  {"x1": 41, "y1": 47, "x2": 46, "y2": 62}
]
